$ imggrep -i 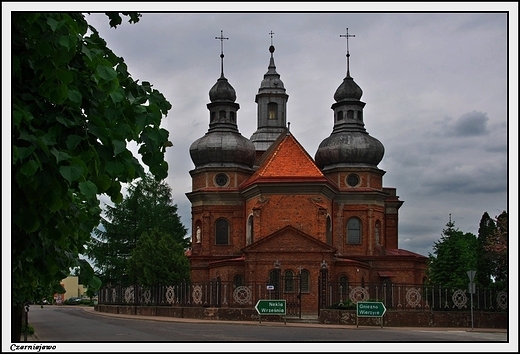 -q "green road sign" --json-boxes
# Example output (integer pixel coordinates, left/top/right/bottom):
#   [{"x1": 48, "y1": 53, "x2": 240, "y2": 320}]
[
  {"x1": 255, "y1": 300, "x2": 286, "y2": 315},
  {"x1": 356, "y1": 301, "x2": 387, "y2": 317}
]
